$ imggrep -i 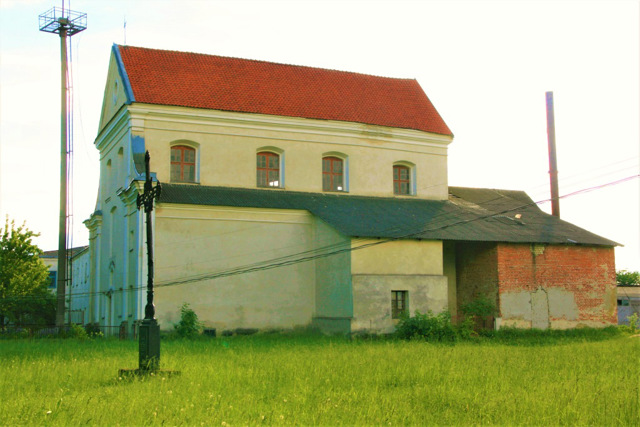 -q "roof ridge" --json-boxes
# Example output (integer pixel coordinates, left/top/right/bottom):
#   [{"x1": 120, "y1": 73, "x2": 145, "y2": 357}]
[
  {"x1": 116, "y1": 44, "x2": 417, "y2": 82},
  {"x1": 115, "y1": 45, "x2": 453, "y2": 135}
]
